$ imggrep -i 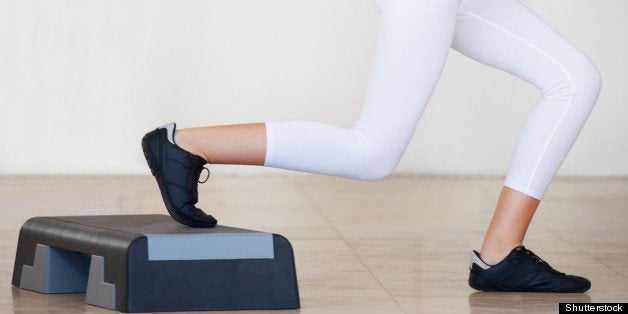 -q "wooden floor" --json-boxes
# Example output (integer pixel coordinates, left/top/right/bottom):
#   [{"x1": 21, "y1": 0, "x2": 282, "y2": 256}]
[{"x1": 1, "y1": 175, "x2": 627, "y2": 313}]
